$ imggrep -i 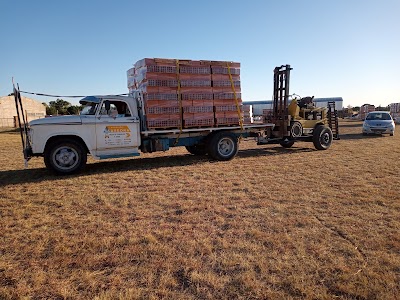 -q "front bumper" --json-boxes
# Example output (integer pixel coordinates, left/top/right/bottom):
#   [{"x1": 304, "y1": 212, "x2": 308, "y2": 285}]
[{"x1": 363, "y1": 127, "x2": 394, "y2": 134}]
